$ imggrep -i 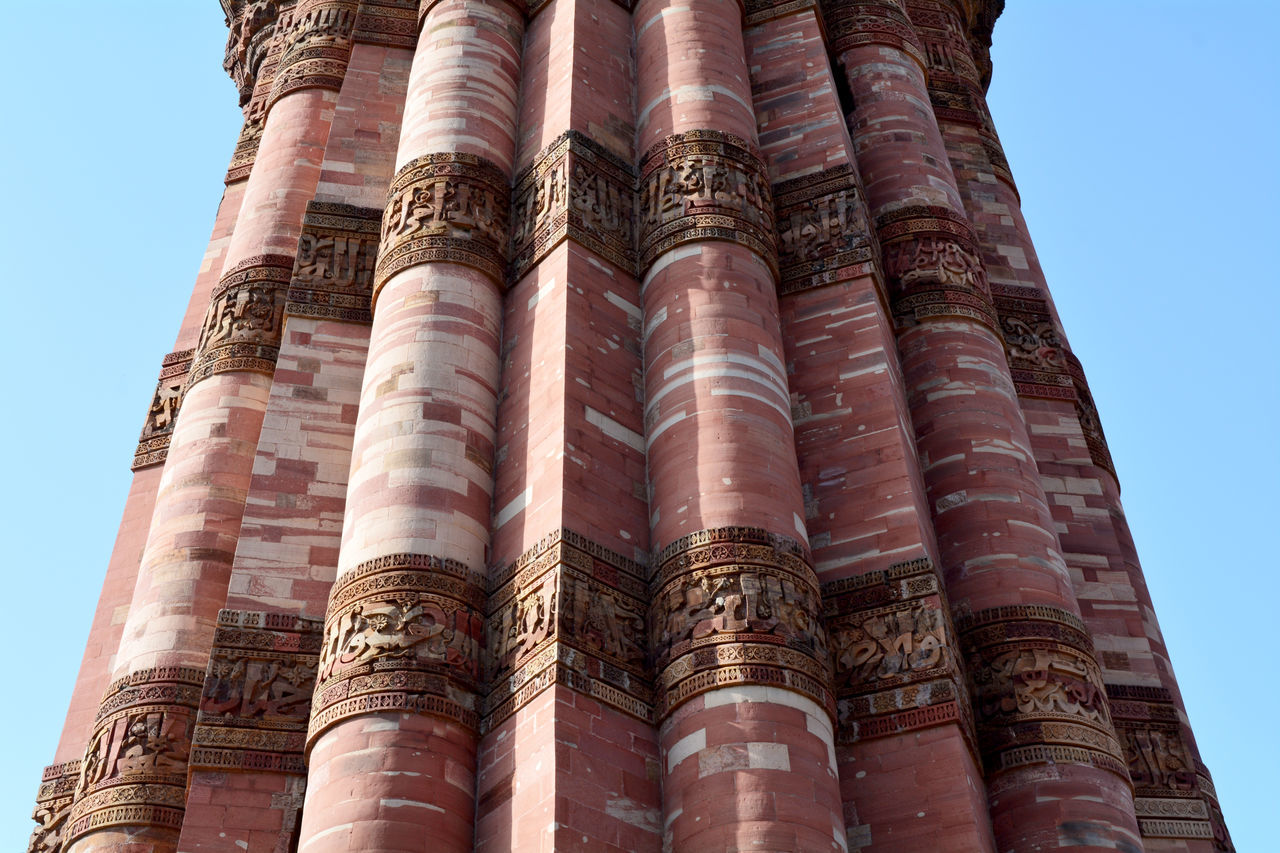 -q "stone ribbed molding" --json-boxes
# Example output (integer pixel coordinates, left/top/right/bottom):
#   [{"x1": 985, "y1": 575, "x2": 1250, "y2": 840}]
[
  {"x1": 187, "y1": 254, "x2": 293, "y2": 385},
  {"x1": 131, "y1": 349, "x2": 194, "y2": 470},
  {"x1": 650, "y1": 527, "x2": 832, "y2": 719},
  {"x1": 484, "y1": 530, "x2": 652, "y2": 728},
  {"x1": 374, "y1": 152, "x2": 511, "y2": 296},
  {"x1": 268, "y1": 0, "x2": 360, "y2": 107},
  {"x1": 64, "y1": 668, "x2": 205, "y2": 847},
  {"x1": 637, "y1": 130, "x2": 778, "y2": 276},
  {"x1": 190, "y1": 610, "x2": 322, "y2": 775},
  {"x1": 509, "y1": 131, "x2": 637, "y2": 281},
  {"x1": 772, "y1": 164, "x2": 877, "y2": 295},
  {"x1": 308, "y1": 554, "x2": 488, "y2": 742}
]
